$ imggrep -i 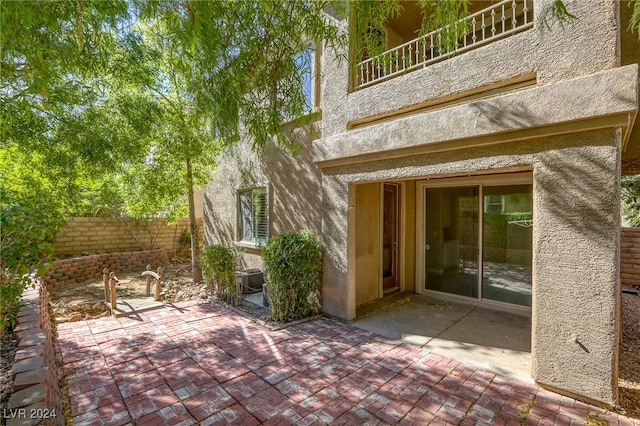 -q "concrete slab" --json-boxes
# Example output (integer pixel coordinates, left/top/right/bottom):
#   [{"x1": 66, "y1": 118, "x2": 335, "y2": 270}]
[
  {"x1": 352, "y1": 292, "x2": 532, "y2": 380},
  {"x1": 111, "y1": 297, "x2": 164, "y2": 317},
  {"x1": 244, "y1": 291, "x2": 268, "y2": 308}
]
